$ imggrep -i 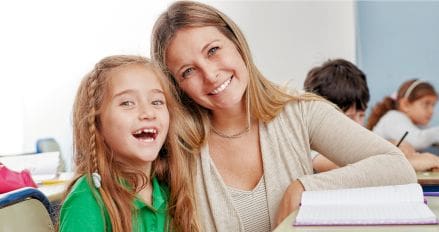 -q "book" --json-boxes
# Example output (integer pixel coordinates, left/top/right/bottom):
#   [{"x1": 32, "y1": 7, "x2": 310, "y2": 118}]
[{"x1": 294, "y1": 183, "x2": 438, "y2": 226}]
